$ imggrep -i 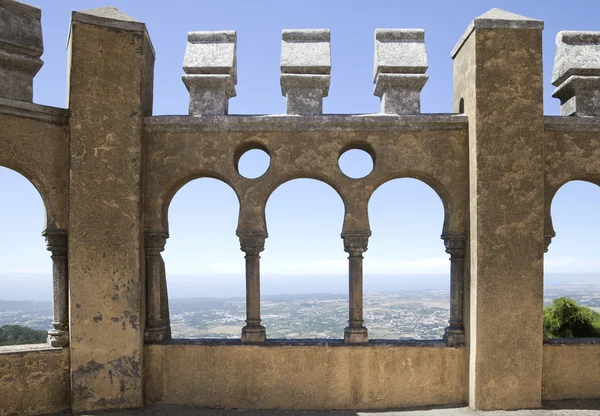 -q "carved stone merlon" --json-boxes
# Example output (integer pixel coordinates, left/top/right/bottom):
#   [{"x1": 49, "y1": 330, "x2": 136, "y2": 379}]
[
  {"x1": 374, "y1": 29, "x2": 428, "y2": 115},
  {"x1": 552, "y1": 31, "x2": 600, "y2": 117},
  {"x1": 0, "y1": 0, "x2": 43, "y2": 102},
  {"x1": 43, "y1": 229, "x2": 69, "y2": 348},
  {"x1": 238, "y1": 230, "x2": 267, "y2": 343},
  {"x1": 183, "y1": 30, "x2": 237, "y2": 116},
  {"x1": 342, "y1": 231, "x2": 370, "y2": 344},
  {"x1": 280, "y1": 29, "x2": 330, "y2": 115}
]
